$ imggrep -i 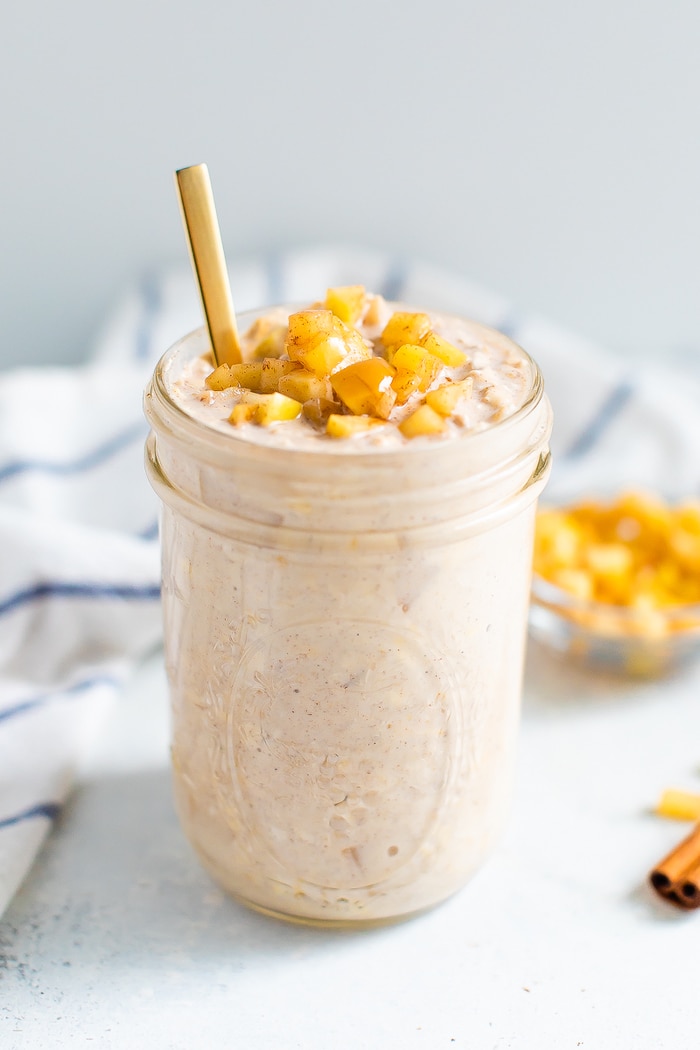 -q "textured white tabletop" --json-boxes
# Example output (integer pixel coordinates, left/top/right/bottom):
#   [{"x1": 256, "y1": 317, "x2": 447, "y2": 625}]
[{"x1": 2, "y1": 644, "x2": 699, "y2": 1049}]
